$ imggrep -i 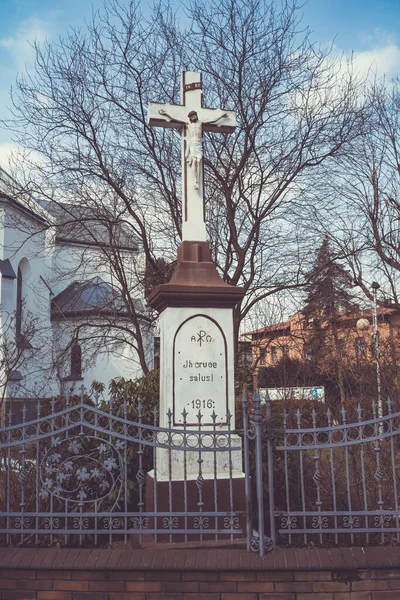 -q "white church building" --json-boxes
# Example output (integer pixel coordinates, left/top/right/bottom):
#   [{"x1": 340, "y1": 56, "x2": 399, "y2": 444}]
[{"x1": 0, "y1": 167, "x2": 153, "y2": 412}]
